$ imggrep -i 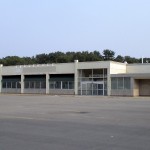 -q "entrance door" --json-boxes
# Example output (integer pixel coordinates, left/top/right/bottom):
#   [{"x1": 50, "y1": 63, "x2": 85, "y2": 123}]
[
  {"x1": 81, "y1": 82, "x2": 104, "y2": 96},
  {"x1": 139, "y1": 79, "x2": 150, "y2": 96}
]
